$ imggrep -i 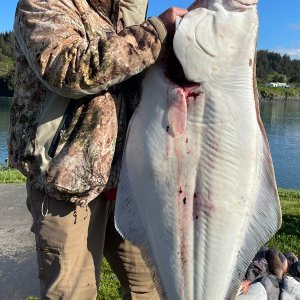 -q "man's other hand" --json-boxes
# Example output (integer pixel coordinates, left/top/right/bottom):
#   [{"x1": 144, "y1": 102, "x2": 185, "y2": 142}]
[{"x1": 158, "y1": 7, "x2": 188, "y2": 39}]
